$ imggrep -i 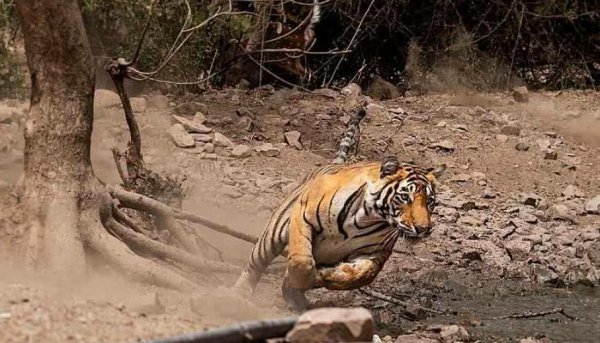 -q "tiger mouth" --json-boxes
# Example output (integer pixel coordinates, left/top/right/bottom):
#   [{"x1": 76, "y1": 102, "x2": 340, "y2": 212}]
[{"x1": 396, "y1": 224, "x2": 432, "y2": 239}]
